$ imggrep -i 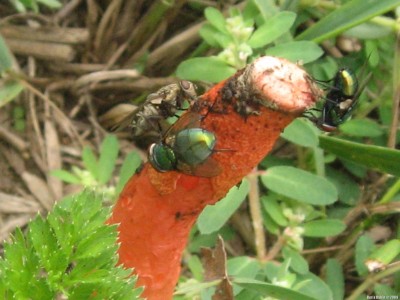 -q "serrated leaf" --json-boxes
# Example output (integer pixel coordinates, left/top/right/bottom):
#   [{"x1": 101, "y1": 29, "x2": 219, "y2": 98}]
[
  {"x1": 97, "y1": 135, "x2": 119, "y2": 184},
  {"x1": 296, "y1": 0, "x2": 400, "y2": 42},
  {"x1": 0, "y1": 80, "x2": 24, "y2": 108},
  {"x1": 197, "y1": 180, "x2": 249, "y2": 234},
  {"x1": 51, "y1": 169, "x2": 81, "y2": 184},
  {"x1": 0, "y1": 190, "x2": 140, "y2": 299},
  {"x1": 319, "y1": 135, "x2": 400, "y2": 176},
  {"x1": 326, "y1": 259, "x2": 345, "y2": 300},
  {"x1": 233, "y1": 278, "x2": 317, "y2": 300},
  {"x1": 75, "y1": 226, "x2": 117, "y2": 259},
  {"x1": 82, "y1": 146, "x2": 98, "y2": 179},
  {"x1": 281, "y1": 118, "x2": 319, "y2": 148},
  {"x1": 29, "y1": 217, "x2": 68, "y2": 274},
  {"x1": 248, "y1": 11, "x2": 296, "y2": 48},
  {"x1": 261, "y1": 166, "x2": 338, "y2": 205},
  {"x1": 303, "y1": 219, "x2": 346, "y2": 237},
  {"x1": 176, "y1": 57, "x2": 236, "y2": 82},
  {"x1": 265, "y1": 41, "x2": 323, "y2": 64}
]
